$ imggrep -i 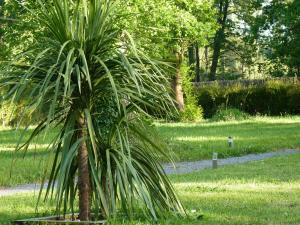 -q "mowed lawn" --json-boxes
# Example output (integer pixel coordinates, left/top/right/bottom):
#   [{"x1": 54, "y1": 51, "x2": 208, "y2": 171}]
[
  {"x1": 1, "y1": 153, "x2": 300, "y2": 224},
  {"x1": 1, "y1": 116, "x2": 300, "y2": 187},
  {"x1": 157, "y1": 116, "x2": 300, "y2": 161},
  {"x1": 0, "y1": 127, "x2": 56, "y2": 187}
]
